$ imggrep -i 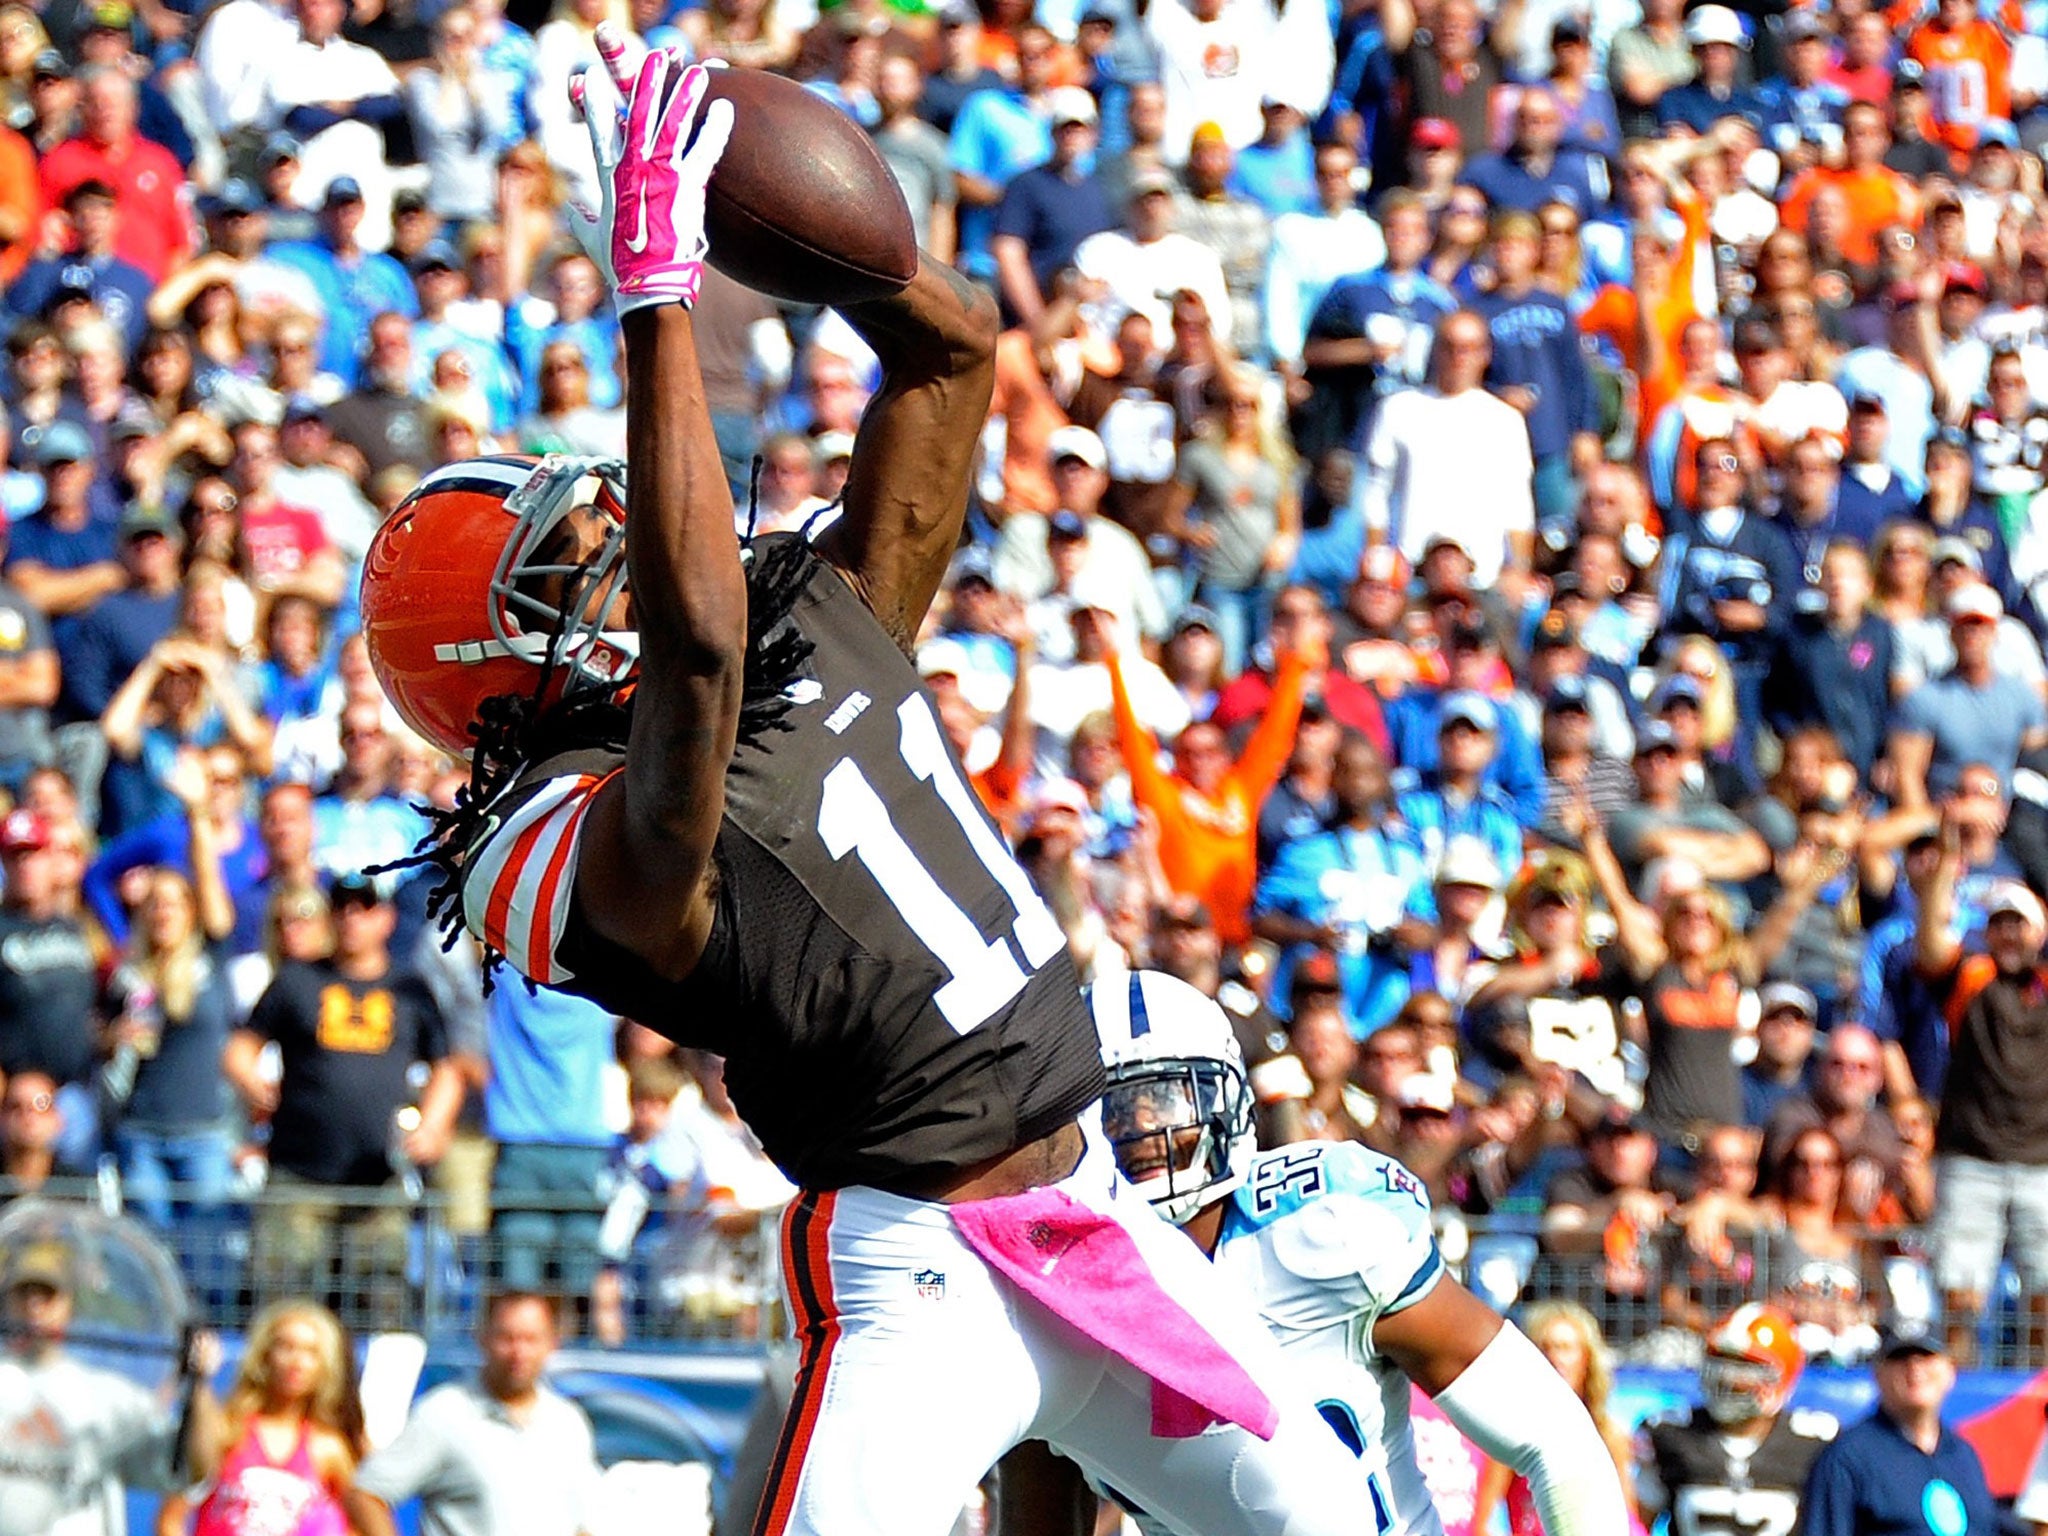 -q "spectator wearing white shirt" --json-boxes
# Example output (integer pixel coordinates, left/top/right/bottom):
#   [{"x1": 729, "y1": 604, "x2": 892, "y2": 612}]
[
  {"x1": 992, "y1": 425, "x2": 1168, "y2": 644},
  {"x1": 1360, "y1": 308, "x2": 1536, "y2": 590},
  {"x1": 1143, "y1": 0, "x2": 1332, "y2": 161},
  {"x1": 256, "y1": 0, "x2": 404, "y2": 244},
  {"x1": 1073, "y1": 166, "x2": 1232, "y2": 349},
  {"x1": 1028, "y1": 591, "x2": 1189, "y2": 780},
  {"x1": 1261, "y1": 140, "x2": 1385, "y2": 364}
]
